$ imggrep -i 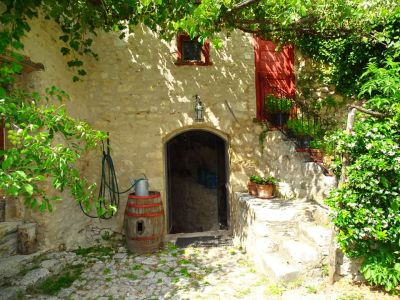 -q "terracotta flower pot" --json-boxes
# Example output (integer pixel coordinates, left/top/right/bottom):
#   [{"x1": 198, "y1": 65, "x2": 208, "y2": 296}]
[
  {"x1": 256, "y1": 184, "x2": 275, "y2": 199},
  {"x1": 248, "y1": 181, "x2": 258, "y2": 196},
  {"x1": 309, "y1": 149, "x2": 323, "y2": 163}
]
